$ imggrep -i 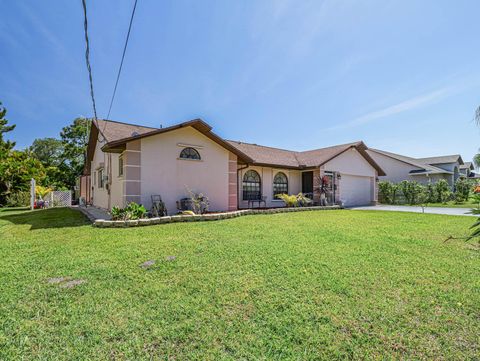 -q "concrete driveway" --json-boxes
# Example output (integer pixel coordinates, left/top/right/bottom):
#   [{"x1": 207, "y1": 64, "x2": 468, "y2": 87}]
[{"x1": 349, "y1": 204, "x2": 476, "y2": 216}]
